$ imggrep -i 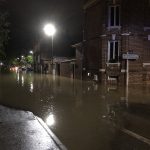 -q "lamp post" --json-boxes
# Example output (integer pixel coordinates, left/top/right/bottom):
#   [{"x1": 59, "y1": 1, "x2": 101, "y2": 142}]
[
  {"x1": 43, "y1": 23, "x2": 56, "y2": 75},
  {"x1": 29, "y1": 50, "x2": 33, "y2": 54}
]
